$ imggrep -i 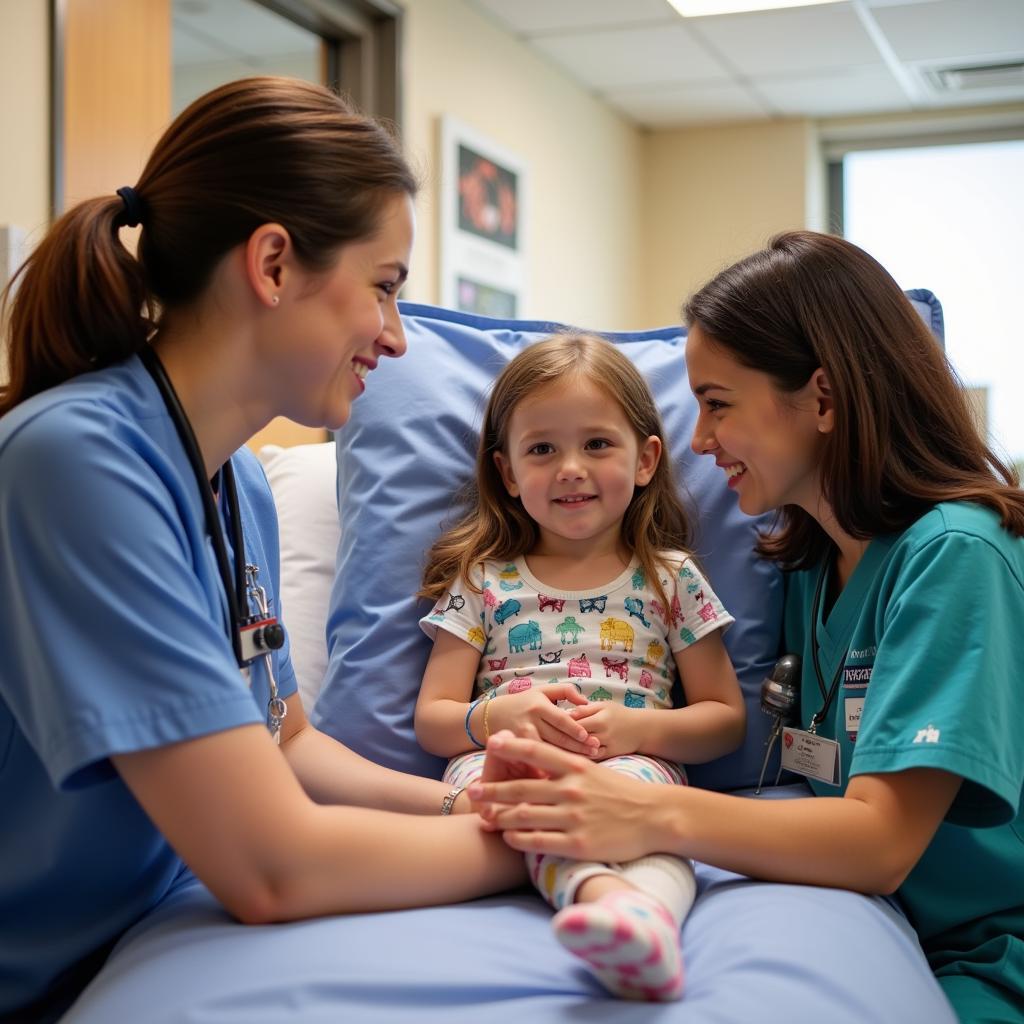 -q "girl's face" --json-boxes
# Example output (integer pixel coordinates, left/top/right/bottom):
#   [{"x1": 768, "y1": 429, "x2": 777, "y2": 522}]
[
  {"x1": 493, "y1": 376, "x2": 661, "y2": 558},
  {"x1": 686, "y1": 324, "x2": 831, "y2": 517},
  {"x1": 264, "y1": 193, "x2": 415, "y2": 430}
]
